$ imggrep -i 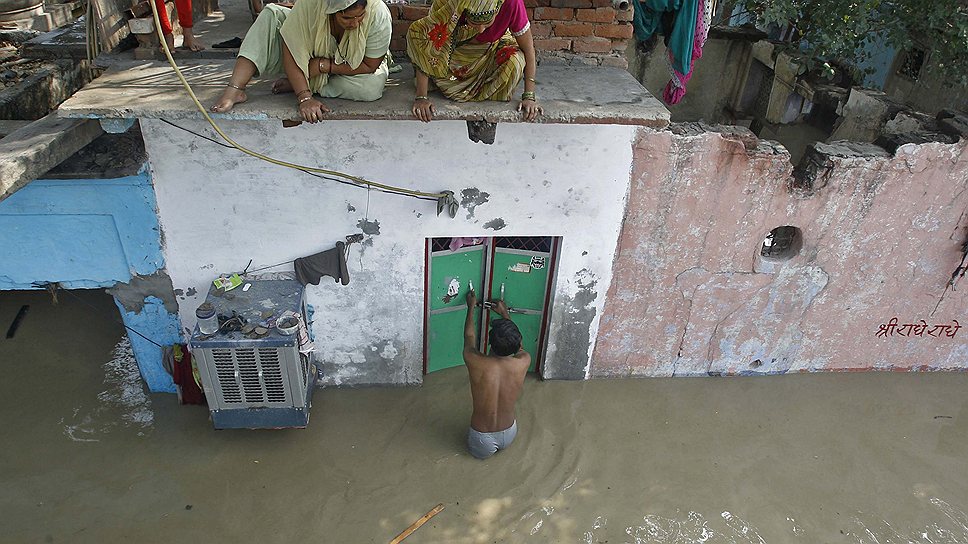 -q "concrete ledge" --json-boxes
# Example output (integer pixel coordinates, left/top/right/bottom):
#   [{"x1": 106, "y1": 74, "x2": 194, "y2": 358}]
[
  {"x1": 58, "y1": 59, "x2": 671, "y2": 127},
  {"x1": 0, "y1": 113, "x2": 104, "y2": 202}
]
